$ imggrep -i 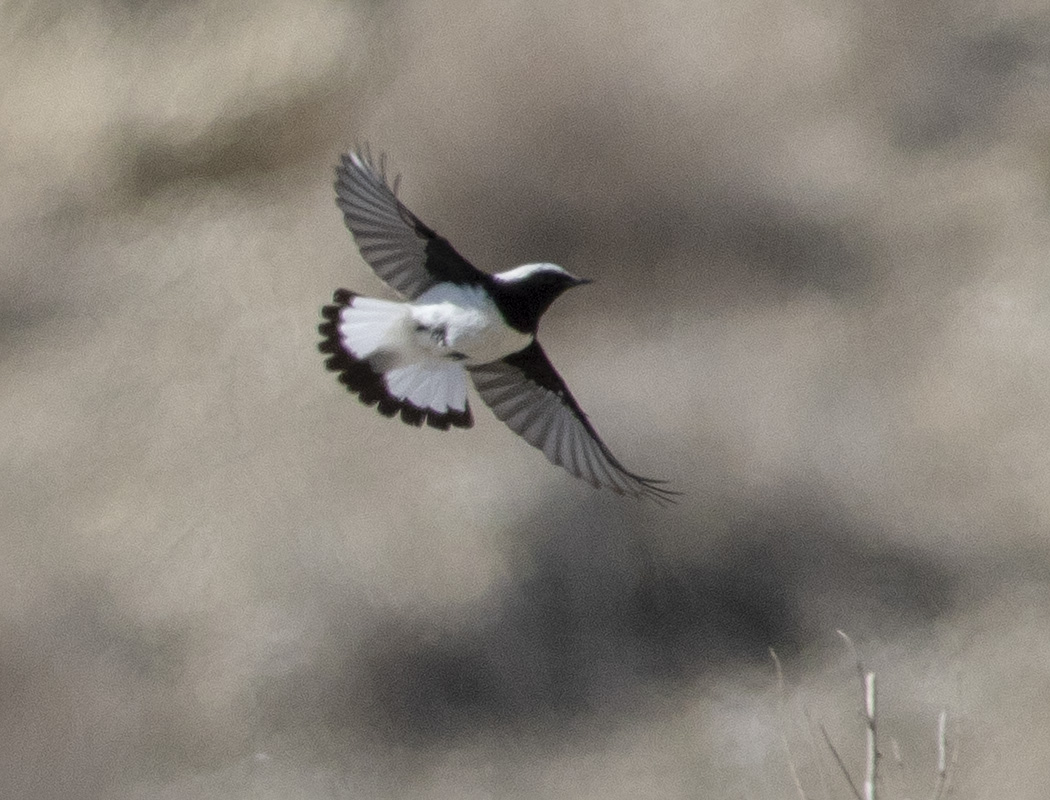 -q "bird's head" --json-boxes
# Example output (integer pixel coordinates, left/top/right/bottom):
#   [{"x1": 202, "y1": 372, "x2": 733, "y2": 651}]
[
  {"x1": 491, "y1": 263, "x2": 591, "y2": 333},
  {"x1": 496, "y1": 262, "x2": 590, "y2": 291}
]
